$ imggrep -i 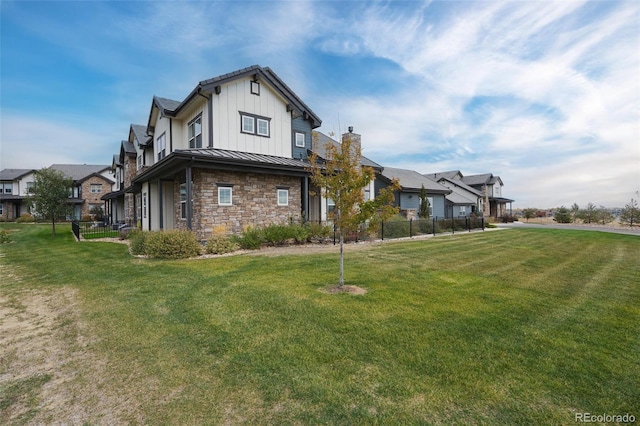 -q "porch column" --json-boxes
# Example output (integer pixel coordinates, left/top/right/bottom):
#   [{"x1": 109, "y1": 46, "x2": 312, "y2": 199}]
[
  {"x1": 185, "y1": 166, "x2": 193, "y2": 230},
  {"x1": 158, "y1": 179, "x2": 164, "y2": 230},
  {"x1": 302, "y1": 176, "x2": 309, "y2": 222}
]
